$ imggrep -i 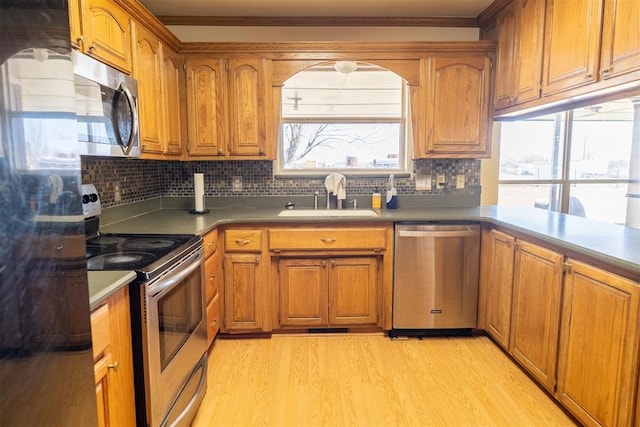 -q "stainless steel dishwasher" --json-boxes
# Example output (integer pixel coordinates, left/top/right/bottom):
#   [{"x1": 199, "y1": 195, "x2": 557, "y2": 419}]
[{"x1": 393, "y1": 223, "x2": 480, "y2": 330}]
